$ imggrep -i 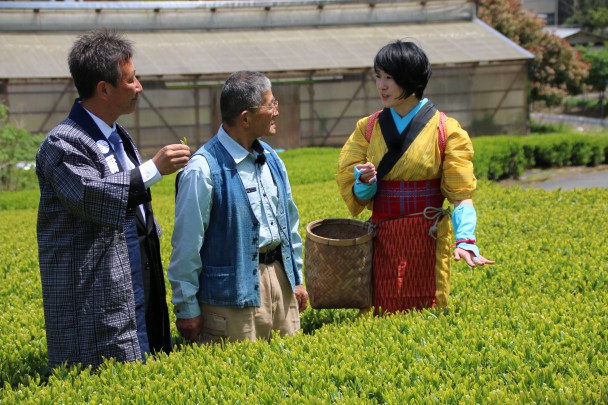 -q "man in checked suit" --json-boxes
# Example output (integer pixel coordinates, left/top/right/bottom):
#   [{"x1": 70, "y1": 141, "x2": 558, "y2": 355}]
[{"x1": 35, "y1": 30, "x2": 190, "y2": 369}]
